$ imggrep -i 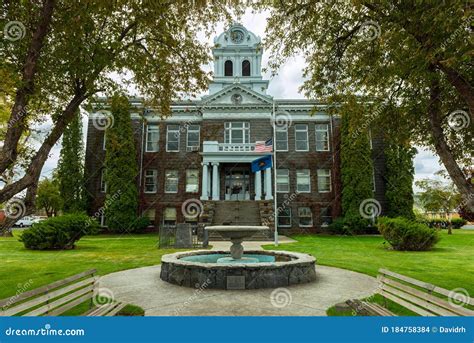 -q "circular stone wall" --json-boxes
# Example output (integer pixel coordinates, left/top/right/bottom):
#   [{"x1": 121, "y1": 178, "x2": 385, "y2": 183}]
[{"x1": 160, "y1": 250, "x2": 316, "y2": 290}]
